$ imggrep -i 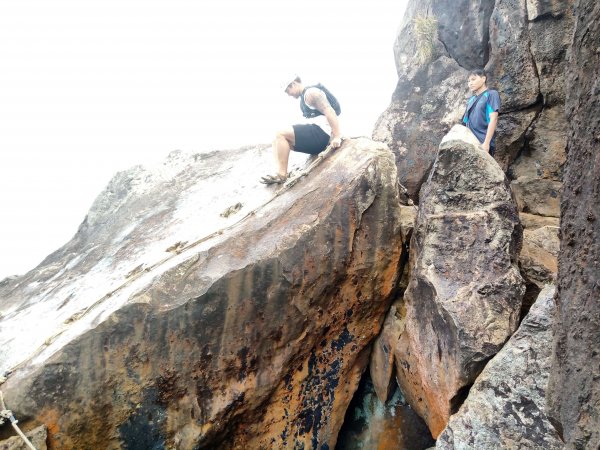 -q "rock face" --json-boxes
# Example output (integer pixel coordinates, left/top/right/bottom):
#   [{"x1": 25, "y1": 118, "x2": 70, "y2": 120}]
[
  {"x1": 436, "y1": 285, "x2": 563, "y2": 449},
  {"x1": 373, "y1": 0, "x2": 573, "y2": 223},
  {"x1": 373, "y1": 0, "x2": 467, "y2": 201},
  {"x1": 0, "y1": 139, "x2": 405, "y2": 449},
  {"x1": 547, "y1": 0, "x2": 600, "y2": 447},
  {"x1": 392, "y1": 126, "x2": 525, "y2": 437}
]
